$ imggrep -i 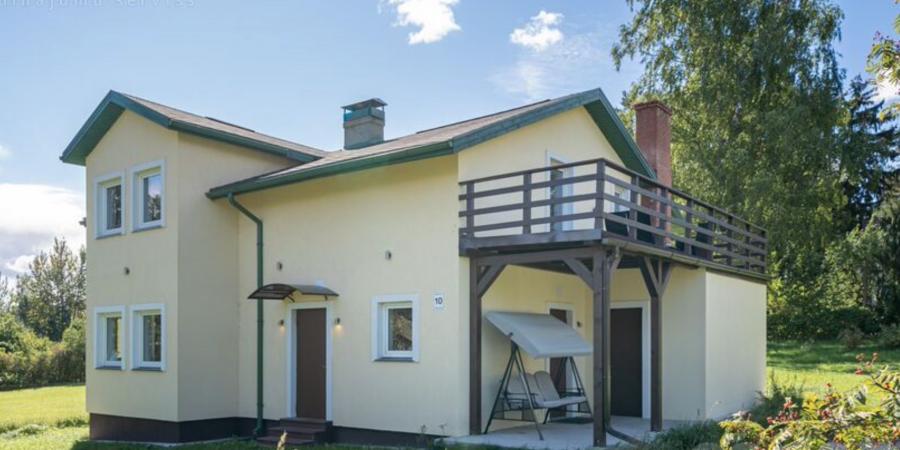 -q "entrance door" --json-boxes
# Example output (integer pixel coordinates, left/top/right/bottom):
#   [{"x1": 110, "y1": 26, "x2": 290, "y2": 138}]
[
  {"x1": 296, "y1": 308, "x2": 327, "y2": 419},
  {"x1": 548, "y1": 308, "x2": 571, "y2": 417},
  {"x1": 610, "y1": 308, "x2": 642, "y2": 417}
]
